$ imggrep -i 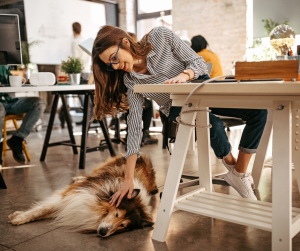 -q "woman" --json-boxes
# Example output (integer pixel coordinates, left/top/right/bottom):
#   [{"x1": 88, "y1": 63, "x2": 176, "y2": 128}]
[
  {"x1": 92, "y1": 25, "x2": 267, "y2": 206},
  {"x1": 191, "y1": 35, "x2": 223, "y2": 78}
]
